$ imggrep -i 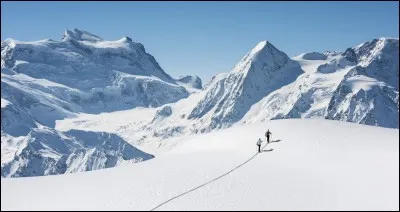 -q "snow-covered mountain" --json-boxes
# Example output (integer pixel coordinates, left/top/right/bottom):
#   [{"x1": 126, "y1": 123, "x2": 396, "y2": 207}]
[
  {"x1": 324, "y1": 38, "x2": 399, "y2": 127},
  {"x1": 1, "y1": 29, "x2": 190, "y2": 114},
  {"x1": 1, "y1": 29, "x2": 190, "y2": 177},
  {"x1": 137, "y1": 40, "x2": 304, "y2": 136},
  {"x1": 187, "y1": 41, "x2": 303, "y2": 130},
  {"x1": 186, "y1": 38, "x2": 398, "y2": 130},
  {"x1": 56, "y1": 37, "x2": 399, "y2": 155},
  {"x1": 243, "y1": 38, "x2": 399, "y2": 128},
  {"x1": 1, "y1": 30, "x2": 398, "y2": 178}
]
